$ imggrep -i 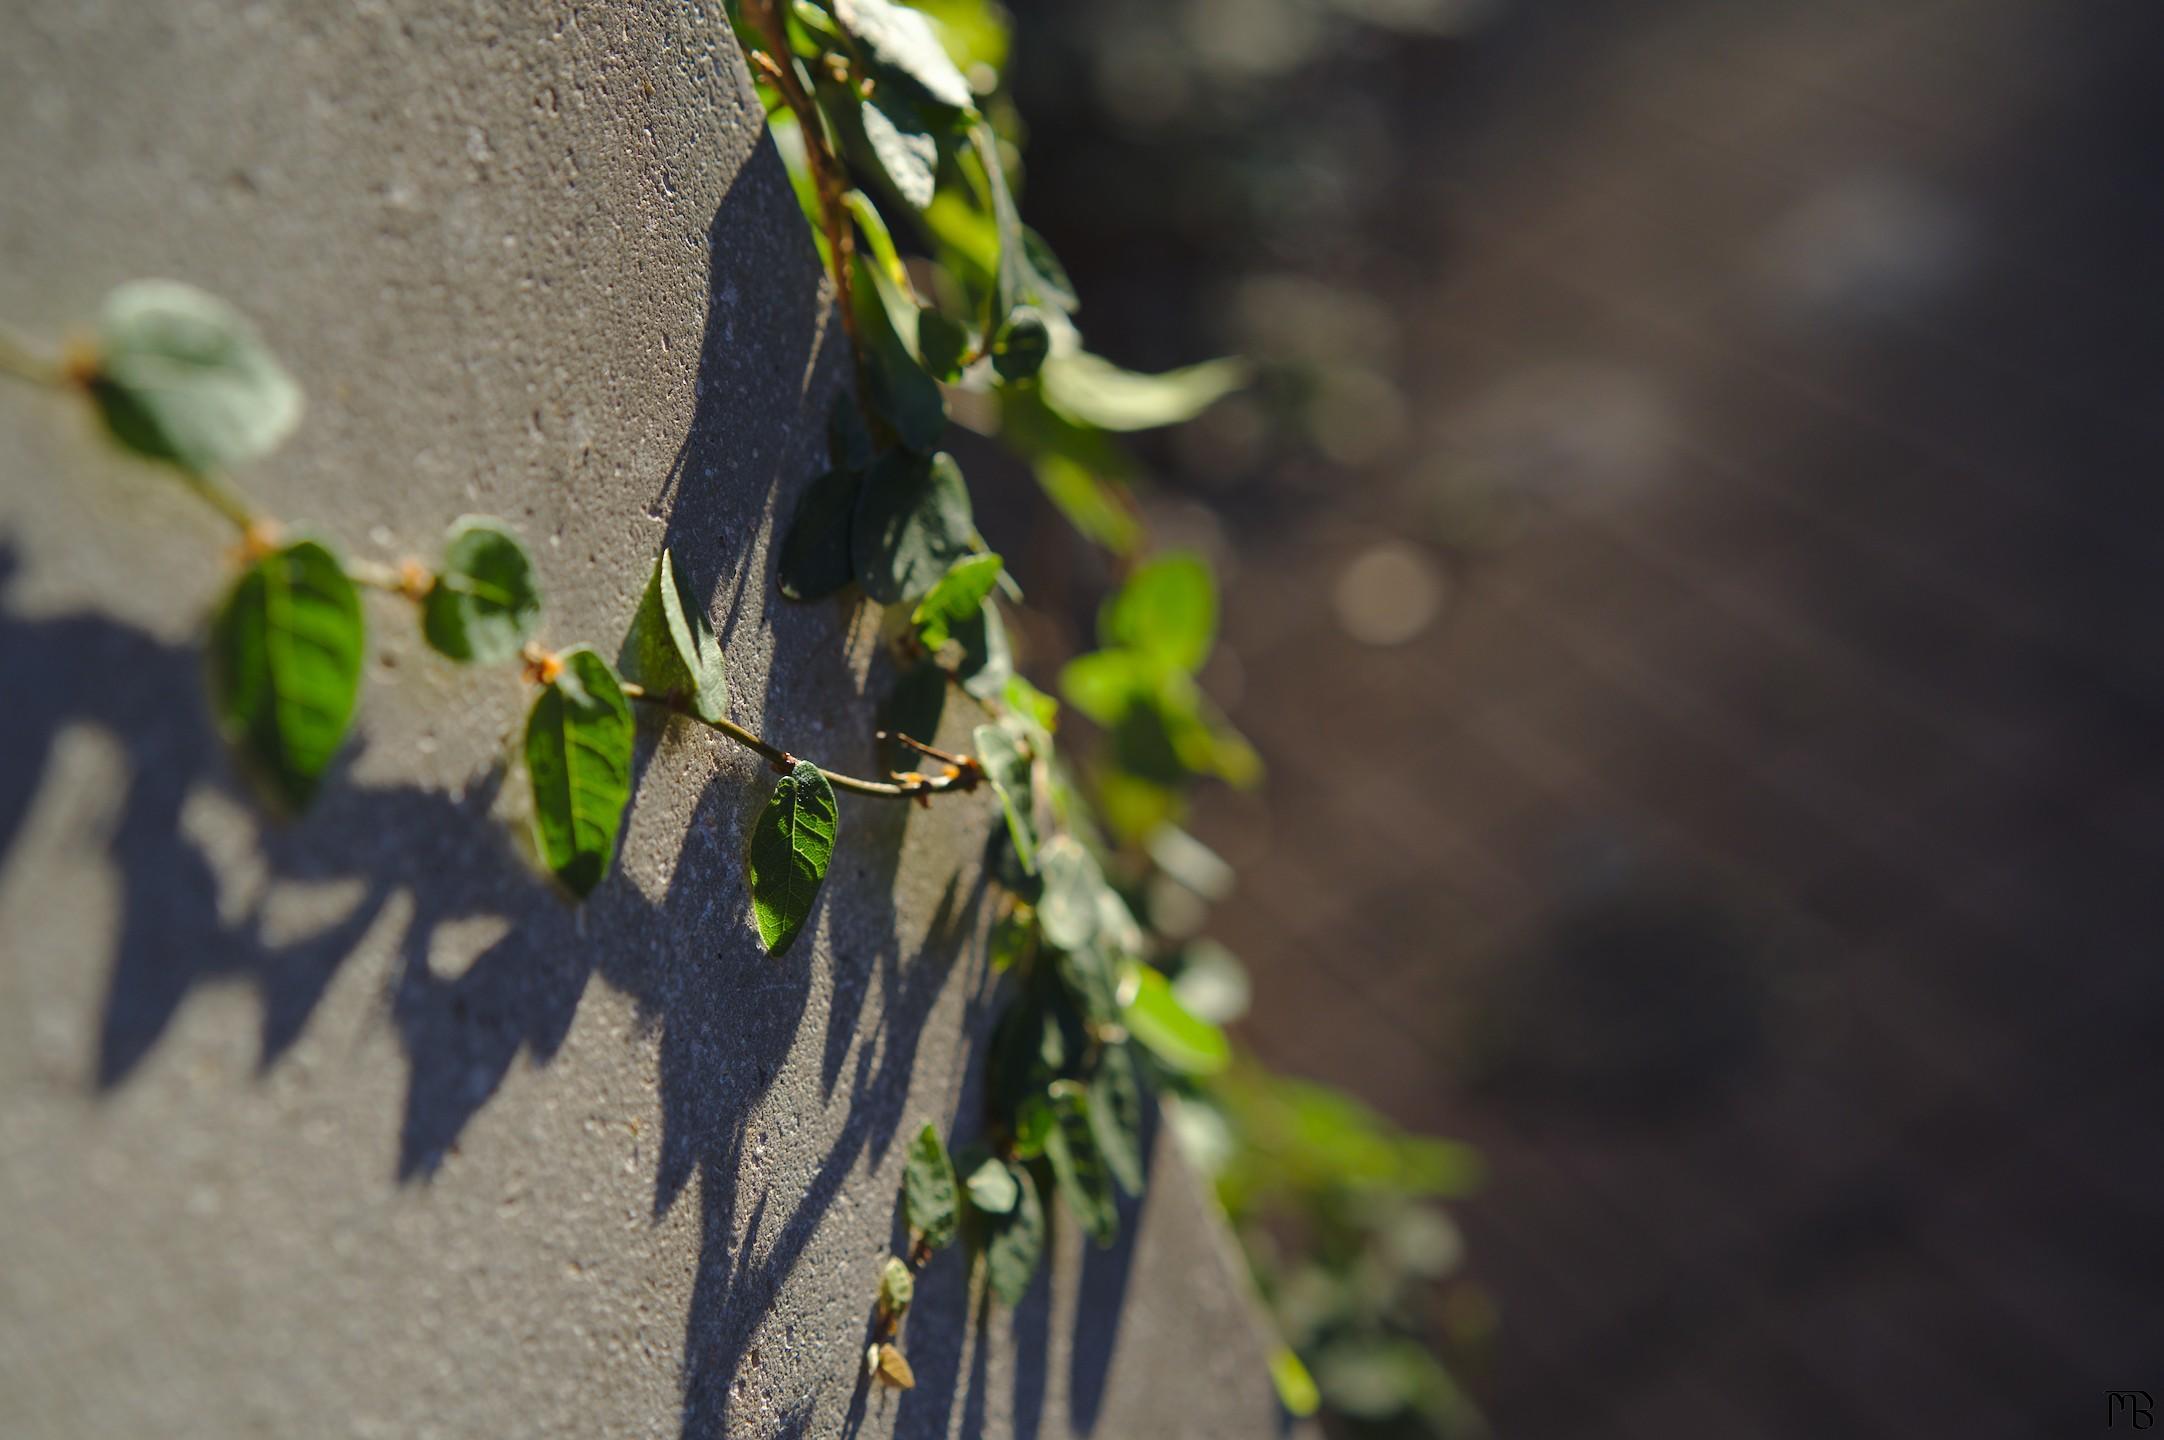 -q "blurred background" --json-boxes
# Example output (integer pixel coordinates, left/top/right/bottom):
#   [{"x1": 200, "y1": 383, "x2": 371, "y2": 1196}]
[{"x1": 972, "y1": 0, "x2": 2164, "y2": 1433}]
